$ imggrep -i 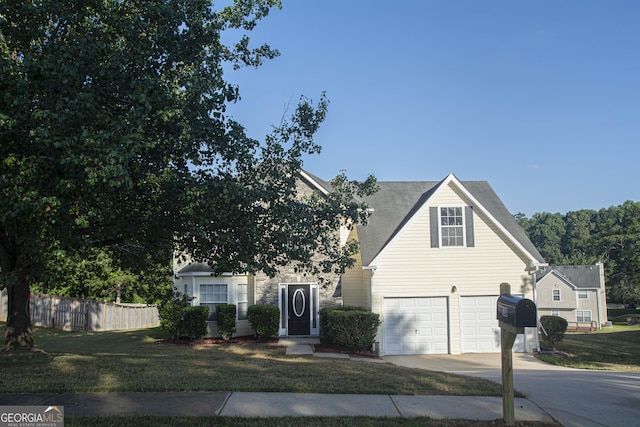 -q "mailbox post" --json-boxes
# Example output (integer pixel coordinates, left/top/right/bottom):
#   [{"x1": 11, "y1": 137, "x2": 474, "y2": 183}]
[{"x1": 496, "y1": 283, "x2": 537, "y2": 426}]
